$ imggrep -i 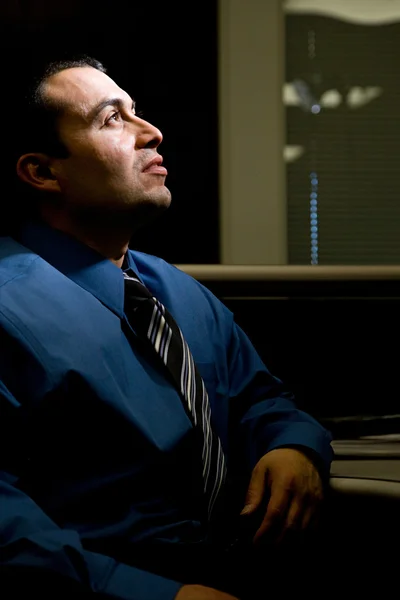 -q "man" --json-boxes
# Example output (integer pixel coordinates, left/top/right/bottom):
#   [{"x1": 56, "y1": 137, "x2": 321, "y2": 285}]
[{"x1": 0, "y1": 56, "x2": 333, "y2": 599}]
